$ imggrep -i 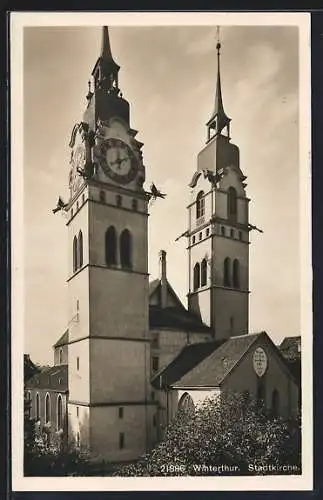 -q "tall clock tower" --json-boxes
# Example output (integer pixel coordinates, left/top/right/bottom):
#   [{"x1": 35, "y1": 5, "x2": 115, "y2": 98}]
[
  {"x1": 66, "y1": 27, "x2": 154, "y2": 461},
  {"x1": 187, "y1": 40, "x2": 250, "y2": 340}
]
